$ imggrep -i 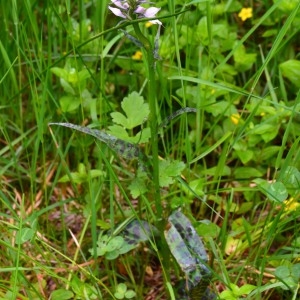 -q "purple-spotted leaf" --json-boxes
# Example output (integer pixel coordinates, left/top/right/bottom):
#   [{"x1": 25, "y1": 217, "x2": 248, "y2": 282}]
[
  {"x1": 164, "y1": 220, "x2": 197, "y2": 273},
  {"x1": 49, "y1": 123, "x2": 143, "y2": 161},
  {"x1": 165, "y1": 210, "x2": 212, "y2": 297}
]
